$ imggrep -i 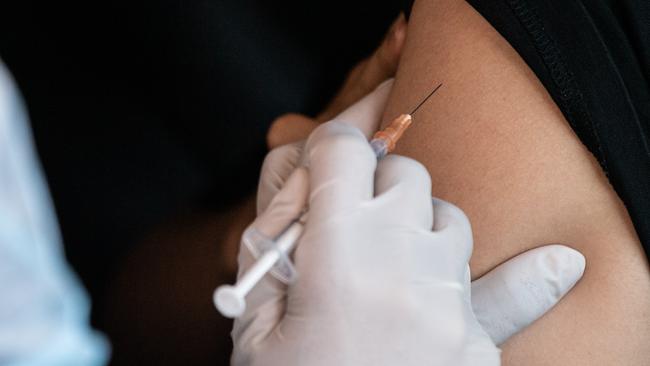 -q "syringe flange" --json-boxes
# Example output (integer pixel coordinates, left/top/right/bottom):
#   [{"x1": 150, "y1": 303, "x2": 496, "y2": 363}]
[{"x1": 243, "y1": 226, "x2": 298, "y2": 284}]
